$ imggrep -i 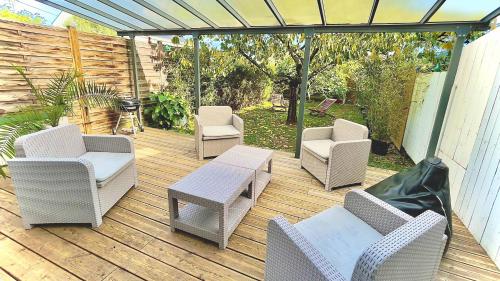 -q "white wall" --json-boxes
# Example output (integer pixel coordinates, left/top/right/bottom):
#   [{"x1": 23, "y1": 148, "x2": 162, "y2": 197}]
[
  {"x1": 437, "y1": 28, "x2": 500, "y2": 268},
  {"x1": 403, "y1": 72, "x2": 446, "y2": 163}
]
